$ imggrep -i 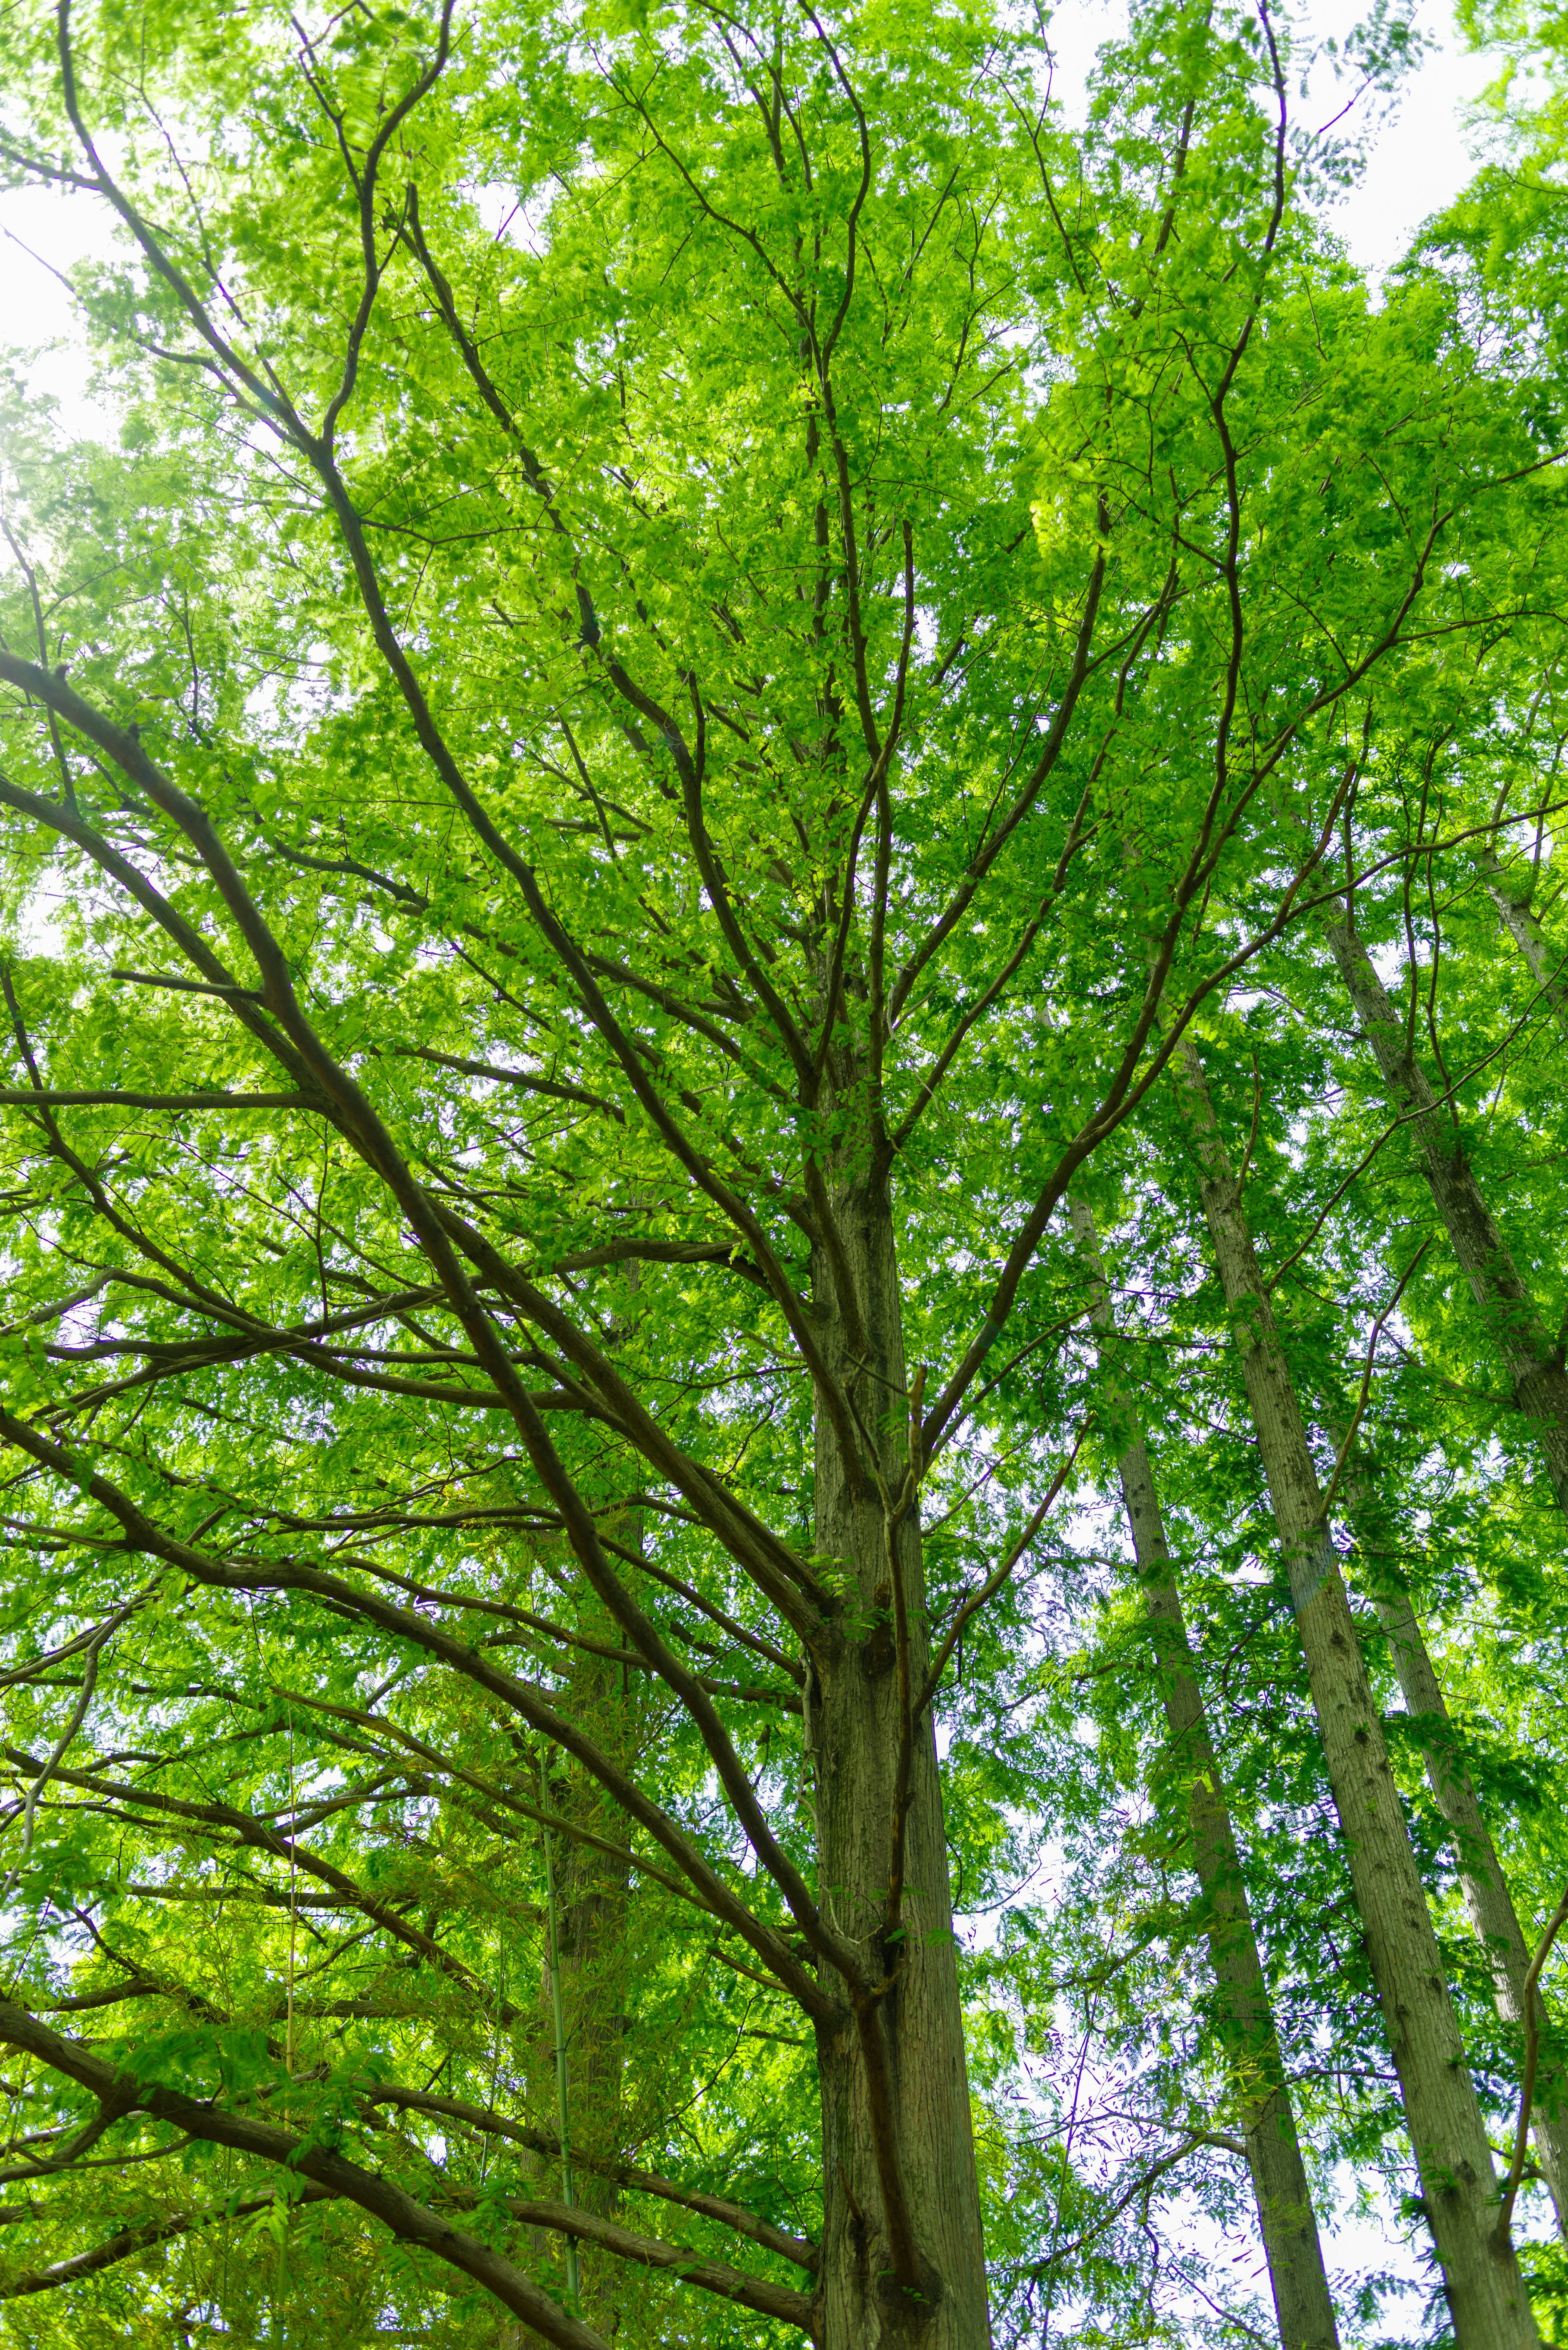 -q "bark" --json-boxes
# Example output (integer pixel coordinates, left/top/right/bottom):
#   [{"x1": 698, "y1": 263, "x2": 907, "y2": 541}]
[
  {"x1": 523, "y1": 1268, "x2": 646, "y2": 2343},
  {"x1": 1379, "y1": 1586, "x2": 1568, "y2": 2237},
  {"x1": 521, "y1": 1601, "x2": 637, "y2": 2345},
  {"x1": 1170, "y1": 1037, "x2": 1539, "y2": 2349},
  {"x1": 1477, "y1": 847, "x2": 1568, "y2": 1043},
  {"x1": 1068, "y1": 1196, "x2": 1341, "y2": 2350},
  {"x1": 1333, "y1": 1448, "x2": 1568, "y2": 2240},
  {"x1": 554, "y1": 1648, "x2": 635, "y2": 2332},
  {"x1": 1320, "y1": 914, "x2": 1568, "y2": 1514},
  {"x1": 807, "y1": 1157, "x2": 990, "y2": 2350}
]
